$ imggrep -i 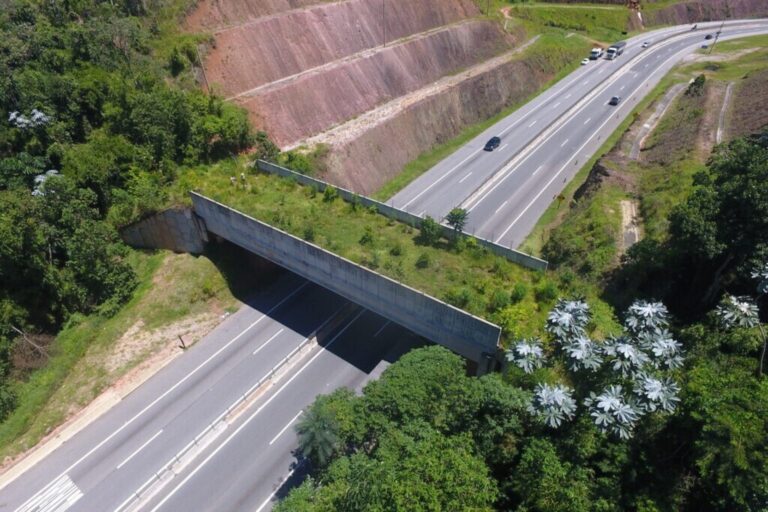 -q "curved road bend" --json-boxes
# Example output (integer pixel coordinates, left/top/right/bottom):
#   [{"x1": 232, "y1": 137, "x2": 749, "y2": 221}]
[{"x1": 391, "y1": 20, "x2": 768, "y2": 247}]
